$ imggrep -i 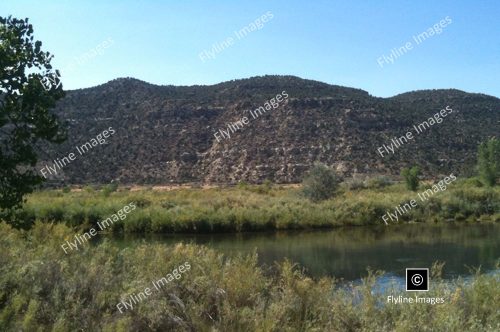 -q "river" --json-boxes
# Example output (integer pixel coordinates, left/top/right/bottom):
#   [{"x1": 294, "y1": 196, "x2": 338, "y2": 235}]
[{"x1": 109, "y1": 223, "x2": 500, "y2": 282}]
